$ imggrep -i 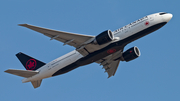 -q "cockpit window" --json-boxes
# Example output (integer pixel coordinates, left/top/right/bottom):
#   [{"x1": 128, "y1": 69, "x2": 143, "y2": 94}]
[{"x1": 159, "y1": 12, "x2": 167, "y2": 15}]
